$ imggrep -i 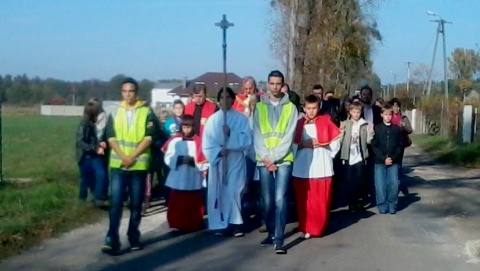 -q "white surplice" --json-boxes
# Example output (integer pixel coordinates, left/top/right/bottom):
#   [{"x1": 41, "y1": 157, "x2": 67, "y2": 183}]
[
  {"x1": 292, "y1": 123, "x2": 341, "y2": 179},
  {"x1": 164, "y1": 137, "x2": 208, "y2": 191},
  {"x1": 202, "y1": 109, "x2": 253, "y2": 230}
]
